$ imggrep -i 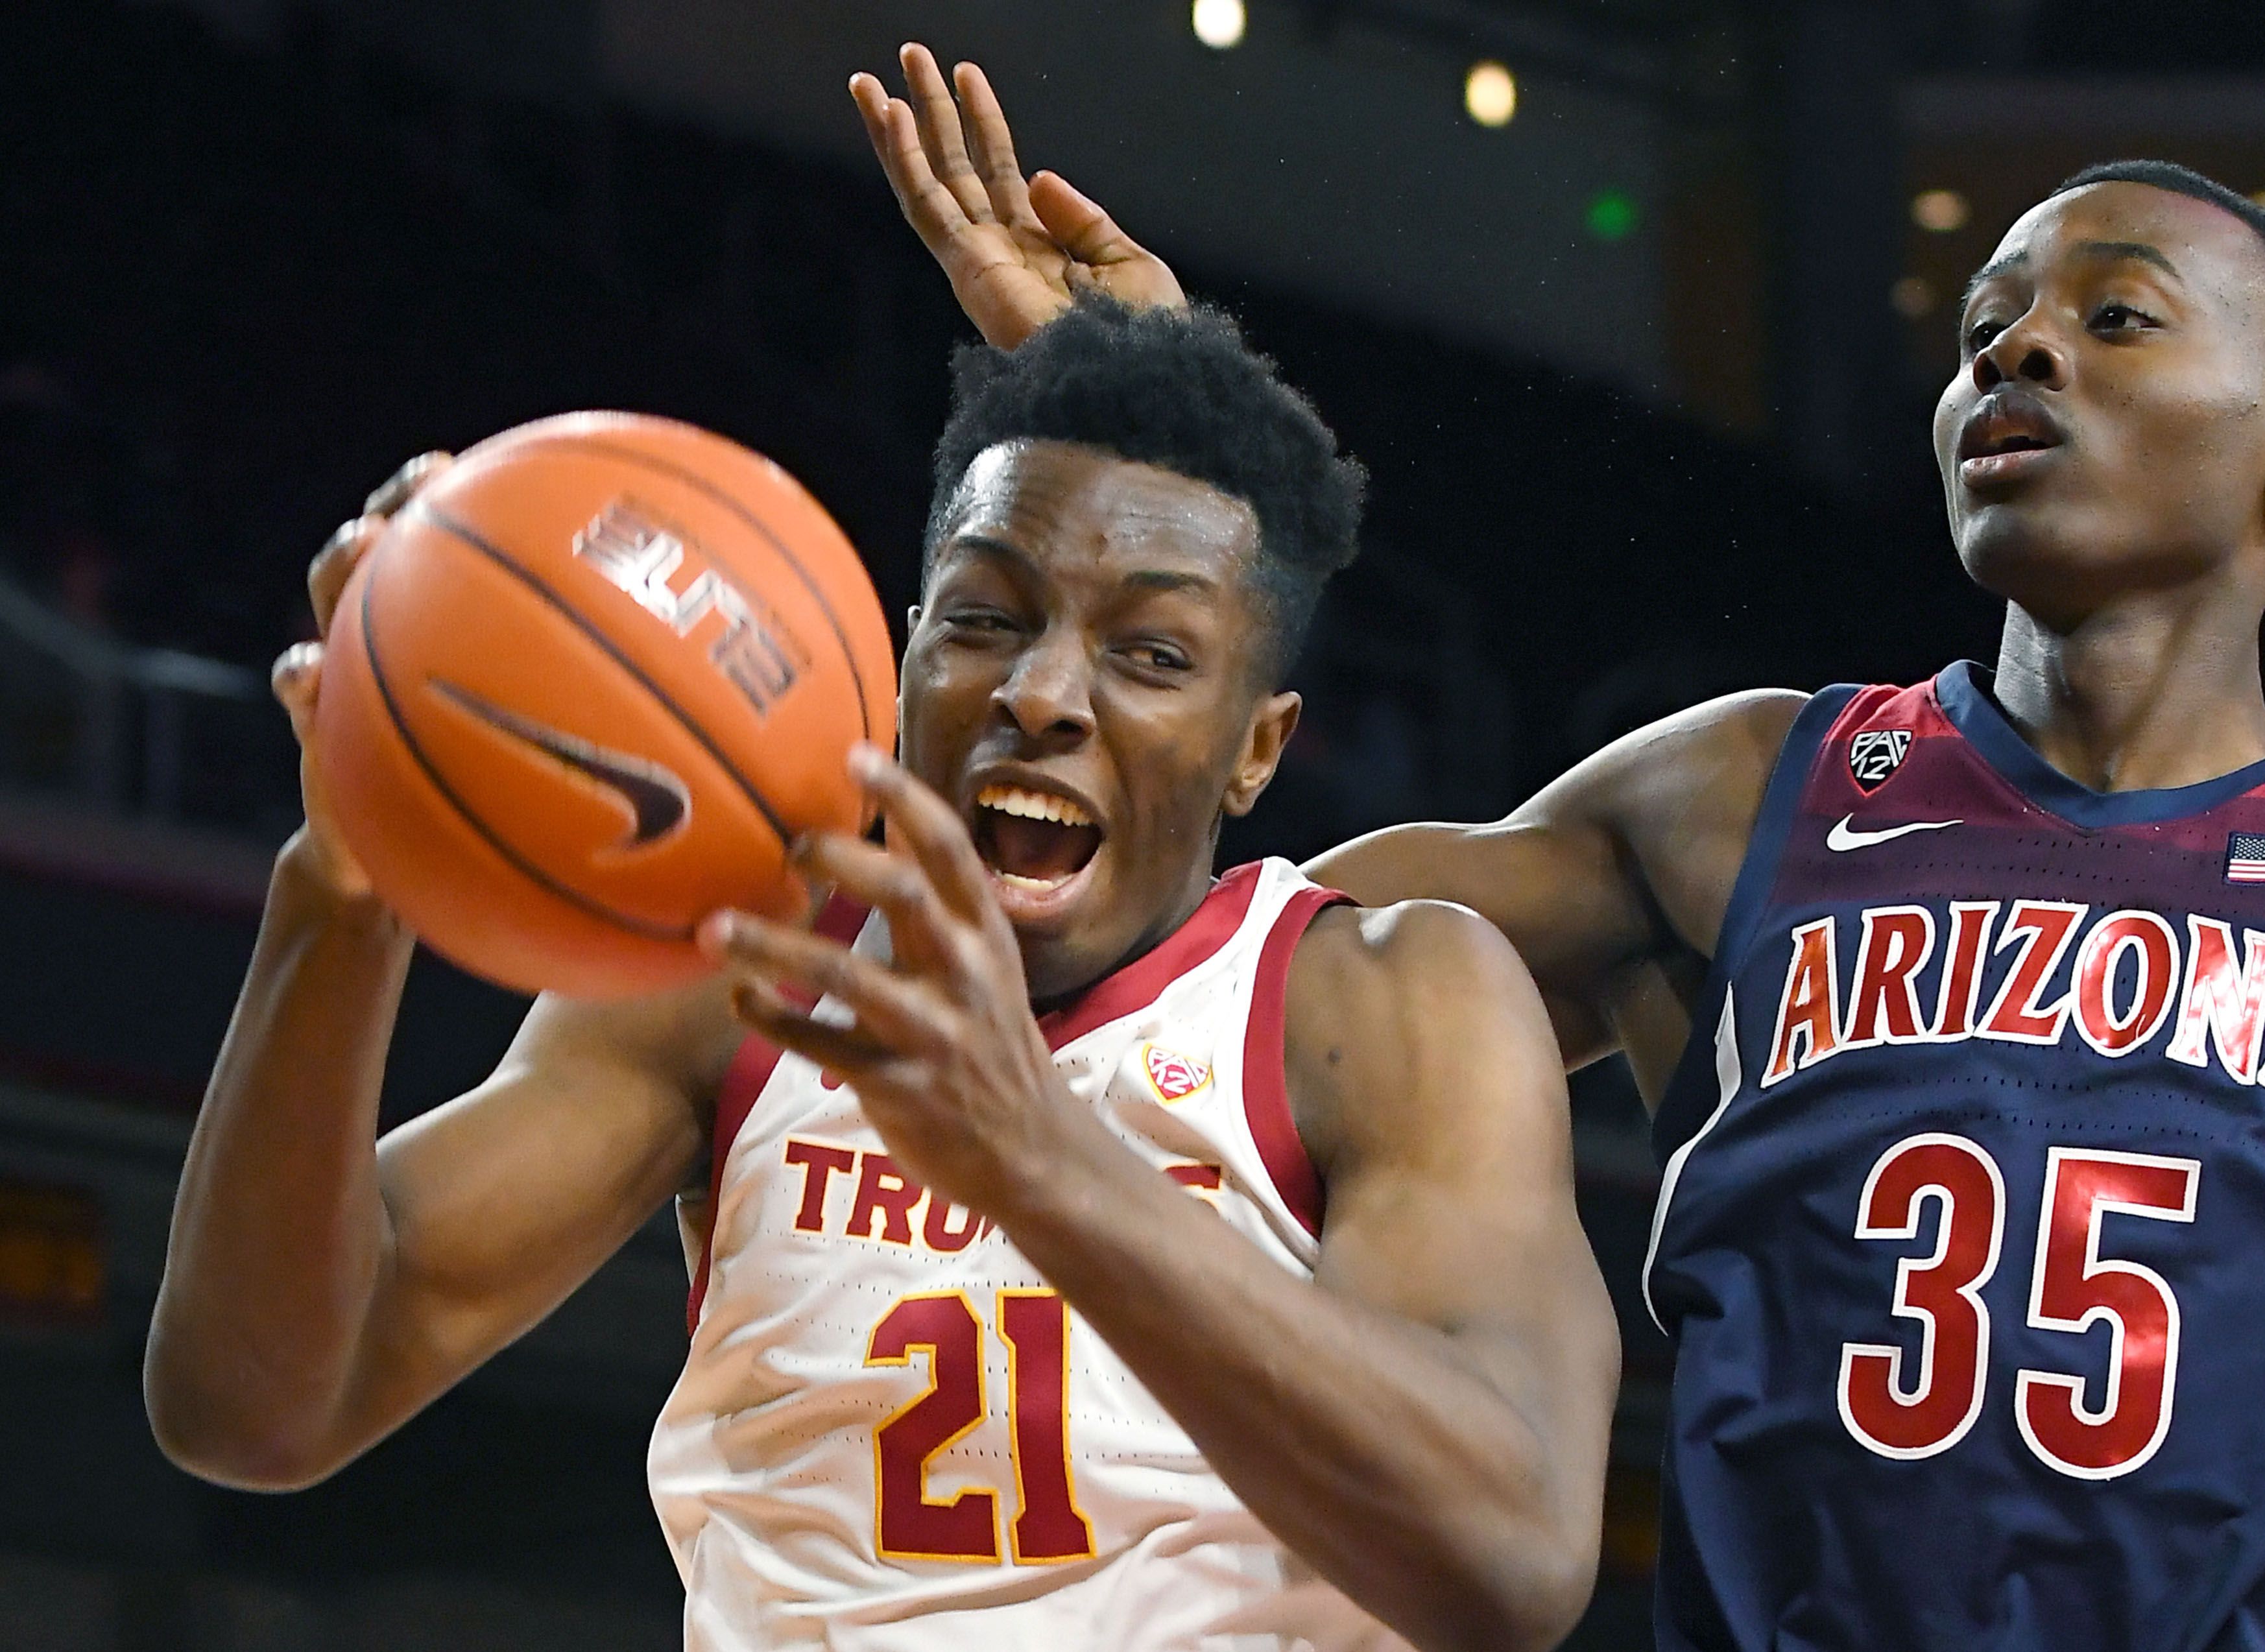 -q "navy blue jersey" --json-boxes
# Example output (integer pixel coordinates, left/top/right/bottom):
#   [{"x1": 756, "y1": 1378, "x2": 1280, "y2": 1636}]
[{"x1": 1648, "y1": 662, "x2": 2265, "y2": 1651}]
